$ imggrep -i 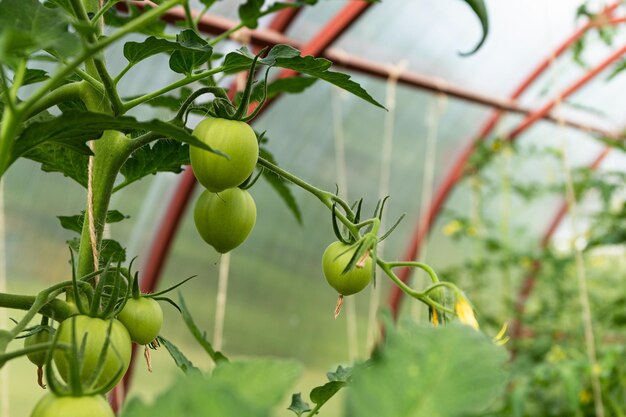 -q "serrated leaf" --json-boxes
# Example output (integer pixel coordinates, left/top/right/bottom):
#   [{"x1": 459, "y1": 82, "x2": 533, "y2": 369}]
[
  {"x1": 121, "y1": 359, "x2": 300, "y2": 417},
  {"x1": 169, "y1": 30, "x2": 212, "y2": 75},
  {"x1": 212, "y1": 360, "x2": 301, "y2": 410},
  {"x1": 259, "y1": 147, "x2": 302, "y2": 224},
  {"x1": 21, "y1": 68, "x2": 49, "y2": 86},
  {"x1": 459, "y1": 0, "x2": 489, "y2": 56},
  {"x1": 23, "y1": 142, "x2": 89, "y2": 187},
  {"x1": 123, "y1": 36, "x2": 180, "y2": 65},
  {"x1": 0, "y1": 0, "x2": 79, "y2": 65},
  {"x1": 310, "y1": 381, "x2": 345, "y2": 407},
  {"x1": 243, "y1": 76, "x2": 317, "y2": 104},
  {"x1": 67, "y1": 237, "x2": 126, "y2": 266},
  {"x1": 9, "y1": 111, "x2": 223, "y2": 176},
  {"x1": 104, "y1": 4, "x2": 167, "y2": 37},
  {"x1": 157, "y1": 336, "x2": 201, "y2": 375},
  {"x1": 327, "y1": 365, "x2": 353, "y2": 382},
  {"x1": 58, "y1": 210, "x2": 127, "y2": 234},
  {"x1": 179, "y1": 296, "x2": 228, "y2": 364},
  {"x1": 346, "y1": 323, "x2": 508, "y2": 417},
  {"x1": 287, "y1": 393, "x2": 311, "y2": 416},
  {"x1": 117, "y1": 140, "x2": 190, "y2": 191},
  {"x1": 223, "y1": 45, "x2": 383, "y2": 108}
]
